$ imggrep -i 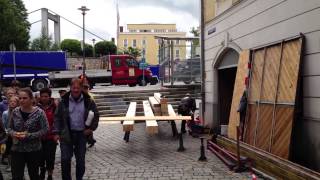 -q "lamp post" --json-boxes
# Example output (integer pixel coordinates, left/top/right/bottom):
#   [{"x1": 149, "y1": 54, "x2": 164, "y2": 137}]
[
  {"x1": 78, "y1": 6, "x2": 90, "y2": 76},
  {"x1": 9, "y1": 43, "x2": 16, "y2": 81},
  {"x1": 92, "y1": 38, "x2": 96, "y2": 57}
]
